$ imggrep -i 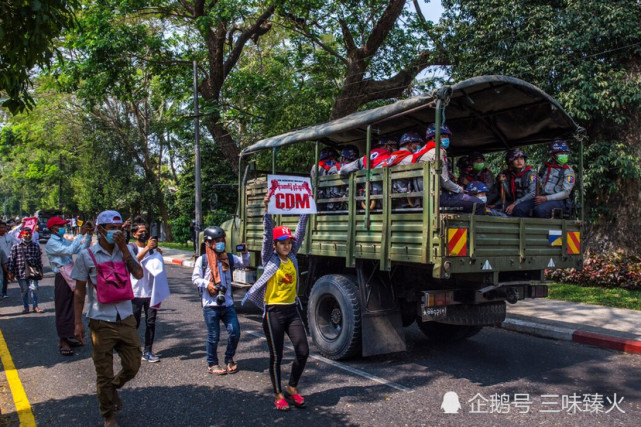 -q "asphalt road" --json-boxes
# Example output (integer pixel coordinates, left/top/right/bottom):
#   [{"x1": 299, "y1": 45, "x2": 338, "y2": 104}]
[{"x1": 1, "y1": 257, "x2": 641, "y2": 426}]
